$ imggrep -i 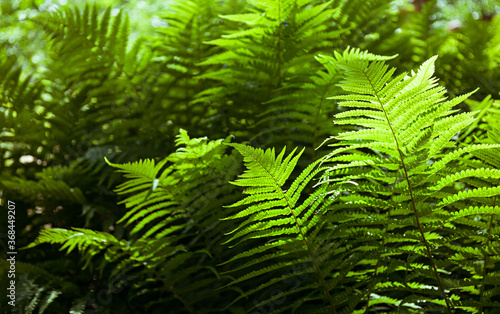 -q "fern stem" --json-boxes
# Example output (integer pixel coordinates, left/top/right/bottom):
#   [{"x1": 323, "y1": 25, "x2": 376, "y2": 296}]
[
  {"x1": 364, "y1": 171, "x2": 399, "y2": 313},
  {"x1": 287, "y1": 202, "x2": 337, "y2": 313},
  {"x1": 362, "y1": 71, "x2": 453, "y2": 313},
  {"x1": 479, "y1": 177, "x2": 499, "y2": 313},
  {"x1": 312, "y1": 75, "x2": 336, "y2": 161},
  {"x1": 395, "y1": 129, "x2": 453, "y2": 314}
]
